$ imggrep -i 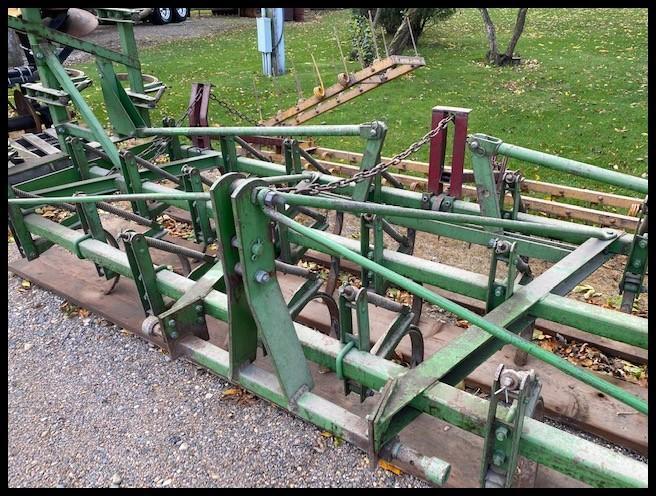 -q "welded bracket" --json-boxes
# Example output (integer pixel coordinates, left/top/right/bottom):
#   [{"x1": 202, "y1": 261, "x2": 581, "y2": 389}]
[
  {"x1": 157, "y1": 263, "x2": 221, "y2": 359},
  {"x1": 360, "y1": 213, "x2": 385, "y2": 292},
  {"x1": 181, "y1": 165, "x2": 213, "y2": 245},
  {"x1": 485, "y1": 239, "x2": 528, "y2": 312},
  {"x1": 214, "y1": 176, "x2": 314, "y2": 402},
  {"x1": 480, "y1": 364, "x2": 542, "y2": 488},
  {"x1": 338, "y1": 285, "x2": 372, "y2": 402},
  {"x1": 469, "y1": 134, "x2": 504, "y2": 229},
  {"x1": 120, "y1": 230, "x2": 166, "y2": 317},
  {"x1": 619, "y1": 197, "x2": 648, "y2": 313},
  {"x1": 73, "y1": 193, "x2": 116, "y2": 281},
  {"x1": 351, "y1": 122, "x2": 387, "y2": 202},
  {"x1": 118, "y1": 150, "x2": 150, "y2": 217},
  {"x1": 498, "y1": 170, "x2": 524, "y2": 220},
  {"x1": 7, "y1": 184, "x2": 39, "y2": 260},
  {"x1": 210, "y1": 173, "x2": 259, "y2": 380},
  {"x1": 283, "y1": 139, "x2": 303, "y2": 176}
]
